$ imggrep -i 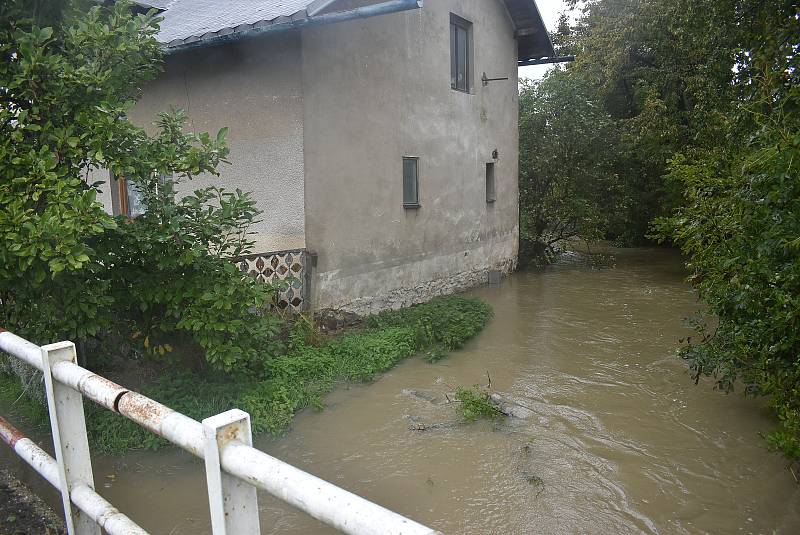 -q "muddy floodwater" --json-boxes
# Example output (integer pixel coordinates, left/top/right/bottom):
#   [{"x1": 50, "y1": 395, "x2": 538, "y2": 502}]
[{"x1": 4, "y1": 247, "x2": 800, "y2": 534}]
